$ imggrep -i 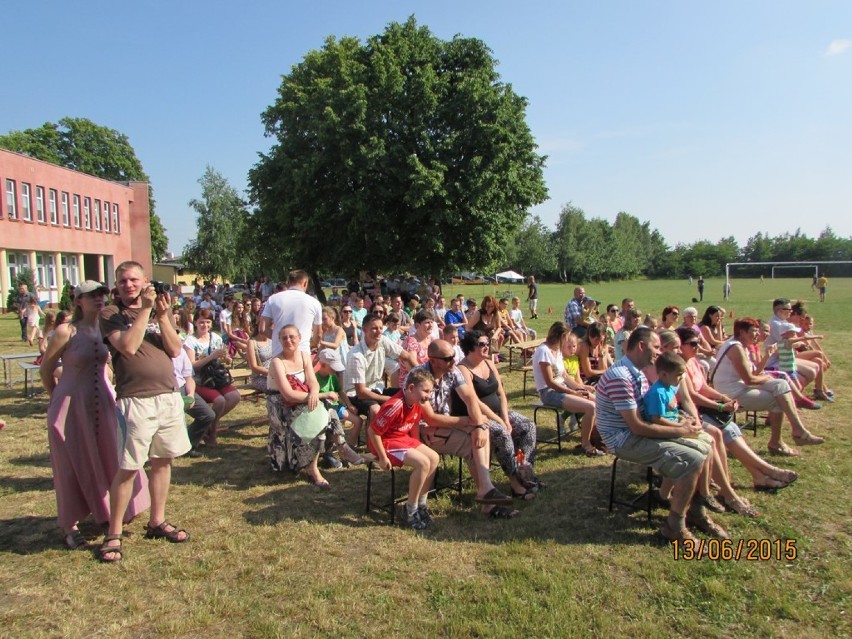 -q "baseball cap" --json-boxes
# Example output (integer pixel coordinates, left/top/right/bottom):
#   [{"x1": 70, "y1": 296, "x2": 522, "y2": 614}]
[
  {"x1": 317, "y1": 349, "x2": 345, "y2": 372},
  {"x1": 74, "y1": 280, "x2": 110, "y2": 298}
]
